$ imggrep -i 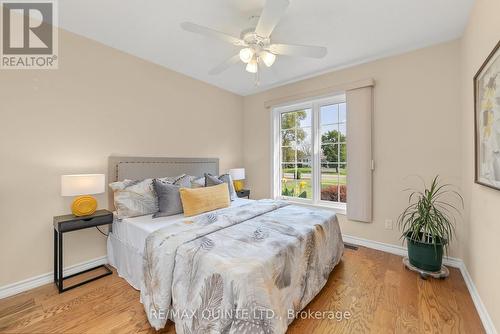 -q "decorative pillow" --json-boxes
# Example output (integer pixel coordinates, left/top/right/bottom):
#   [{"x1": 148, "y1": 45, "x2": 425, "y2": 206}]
[
  {"x1": 109, "y1": 179, "x2": 158, "y2": 219},
  {"x1": 157, "y1": 174, "x2": 186, "y2": 184},
  {"x1": 190, "y1": 176, "x2": 206, "y2": 188},
  {"x1": 173, "y1": 174, "x2": 194, "y2": 188},
  {"x1": 179, "y1": 183, "x2": 230, "y2": 217},
  {"x1": 205, "y1": 173, "x2": 237, "y2": 201},
  {"x1": 152, "y1": 179, "x2": 184, "y2": 218}
]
